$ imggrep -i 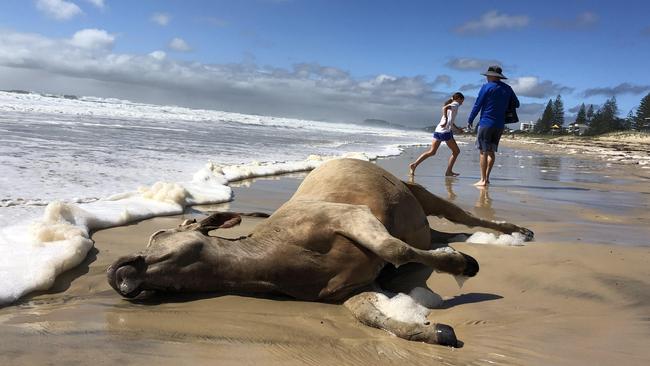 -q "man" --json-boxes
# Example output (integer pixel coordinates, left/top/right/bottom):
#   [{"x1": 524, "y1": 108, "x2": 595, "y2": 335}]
[{"x1": 467, "y1": 65, "x2": 519, "y2": 186}]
